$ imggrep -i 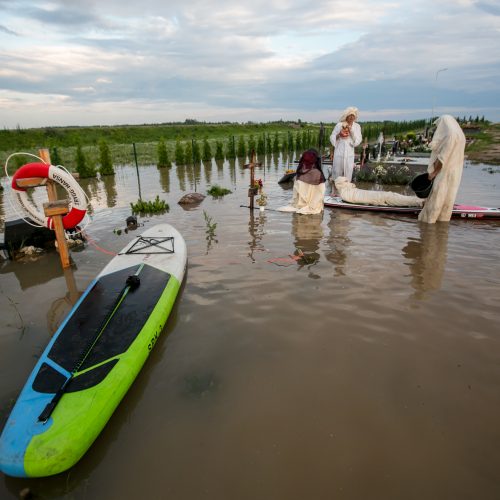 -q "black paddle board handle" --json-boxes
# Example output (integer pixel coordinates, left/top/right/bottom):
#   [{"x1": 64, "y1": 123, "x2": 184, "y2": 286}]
[{"x1": 38, "y1": 379, "x2": 71, "y2": 423}]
